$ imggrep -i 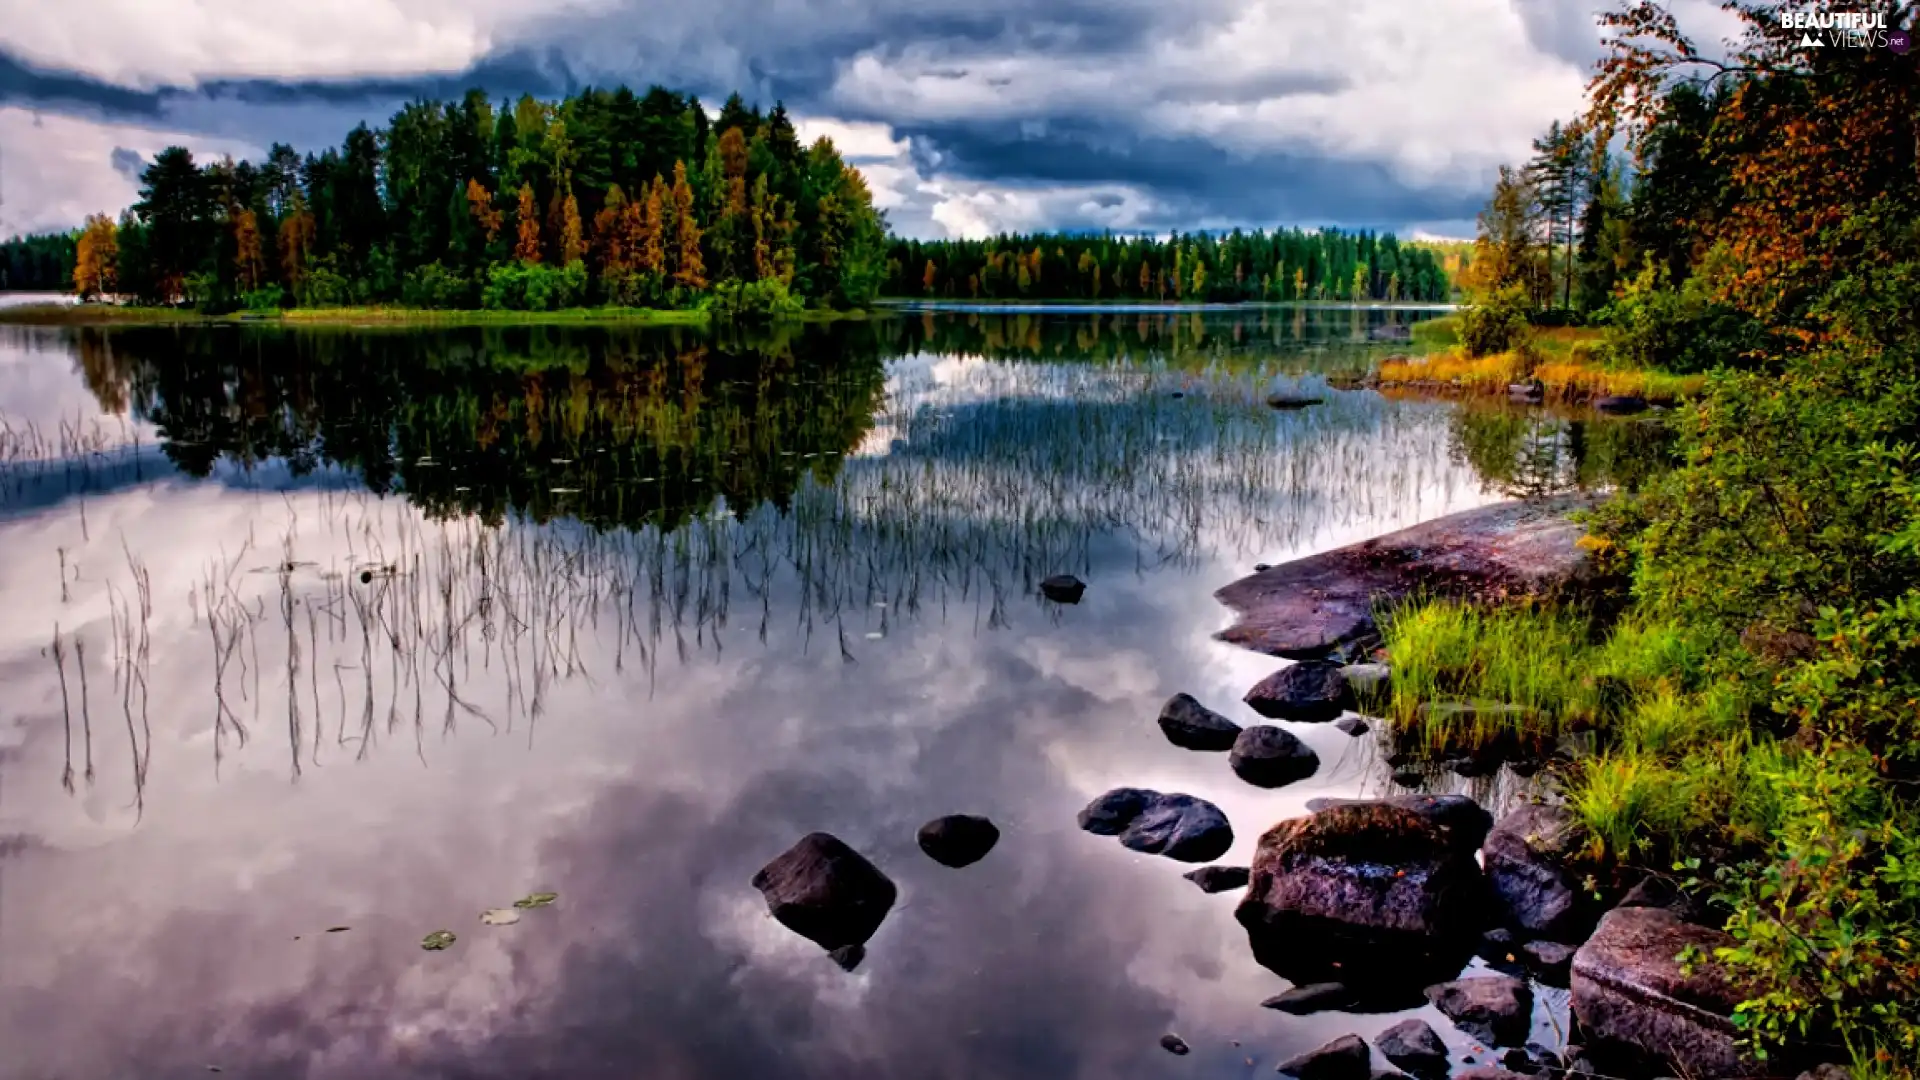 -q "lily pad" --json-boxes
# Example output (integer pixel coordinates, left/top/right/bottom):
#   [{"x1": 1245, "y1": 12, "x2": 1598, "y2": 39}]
[
  {"x1": 421, "y1": 930, "x2": 457, "y2": 951},
  {"x1": 480, "y1": 908, "x2": 521, "y2": 926},
  {"x1": 513, "y1": 892, "x2": 559, "y2": 909}
]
